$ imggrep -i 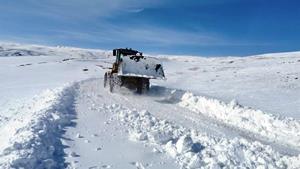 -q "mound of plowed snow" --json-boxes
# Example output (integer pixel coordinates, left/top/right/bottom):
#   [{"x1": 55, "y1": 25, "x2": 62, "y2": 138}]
[
  {"x1": 116, "y1": 104, "x2": 300, "y2": 169},
  {"x1": 179, "y1": 92, "x2": 300, "y2": 150},
  {"x1": 0, "y1": 85, "x2": 77, "y2": 168}
]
